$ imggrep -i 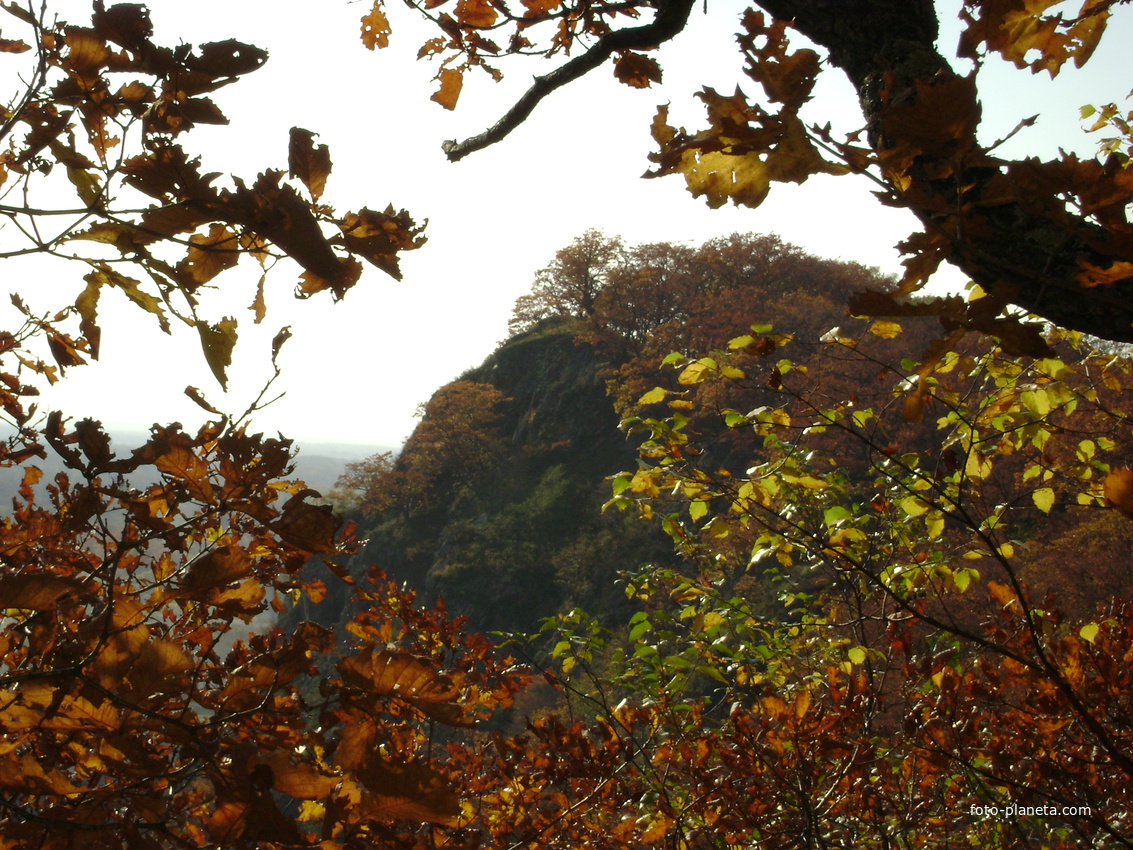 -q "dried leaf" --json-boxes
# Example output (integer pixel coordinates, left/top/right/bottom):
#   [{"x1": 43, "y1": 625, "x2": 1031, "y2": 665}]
[
  {"x1": 1104, "y1": 467, "x2": 1133, "y2": 517},
  {"x1": 353, "y1": 762, "x2": 461, "y2": 826},
  {"x1": 613, "y1": 51, "x2": 662, "y2": 88},
  {"x1": 197, "y1": 316, "x2": 237, "y2": 390},
  {"x1": 275, "y1": 493, "x2": 341, "y2": 553},
  {"x1": 0, "y1": 574, "x2": 84, "y2": 610},
  {"x1": 361, "y1": 1, "x2": 392, "y2": 49},
  {"x1": 177, "y1": 224, "x2": 240, "y2": 287},
  {"x1": 340, "y1": 647, "x2": 460, "y2": 704},
  {"x1": 184, "y1": 385, "x2": 222, "y2": 415},
  {"x1": 455, "y1": 0, "x2": 497, "y2": 28},
  {"x1": 431, "y1": 68, "x2": 463, "y2": 110},
  {"x1": 288, "y1": 127, "x2": 332, "y2": 199}
]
